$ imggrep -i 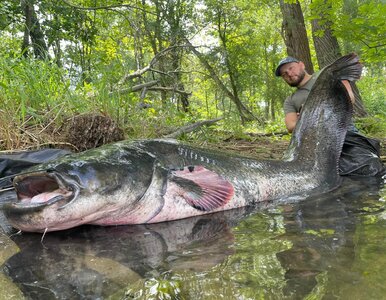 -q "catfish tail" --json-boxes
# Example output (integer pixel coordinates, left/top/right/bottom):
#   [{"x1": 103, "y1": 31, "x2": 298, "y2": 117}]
[
  {"x1": 328, "y1": 53, "x2": 366, "y2": 117},
  {"x1": 284, "y1": 53, "x2": 363, "y2": 189},
  {"x1": 330, "y1": 53, "x2": 363, "y2": 82}
]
